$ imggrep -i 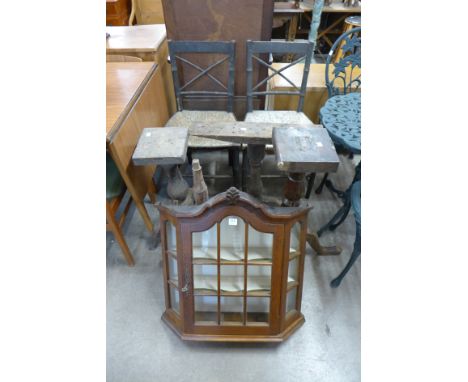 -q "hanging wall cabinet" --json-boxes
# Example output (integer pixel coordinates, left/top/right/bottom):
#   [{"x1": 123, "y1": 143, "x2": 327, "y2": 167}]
[{"x1": 157, "y1": 188, "x2": 311, "y2": 342}]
